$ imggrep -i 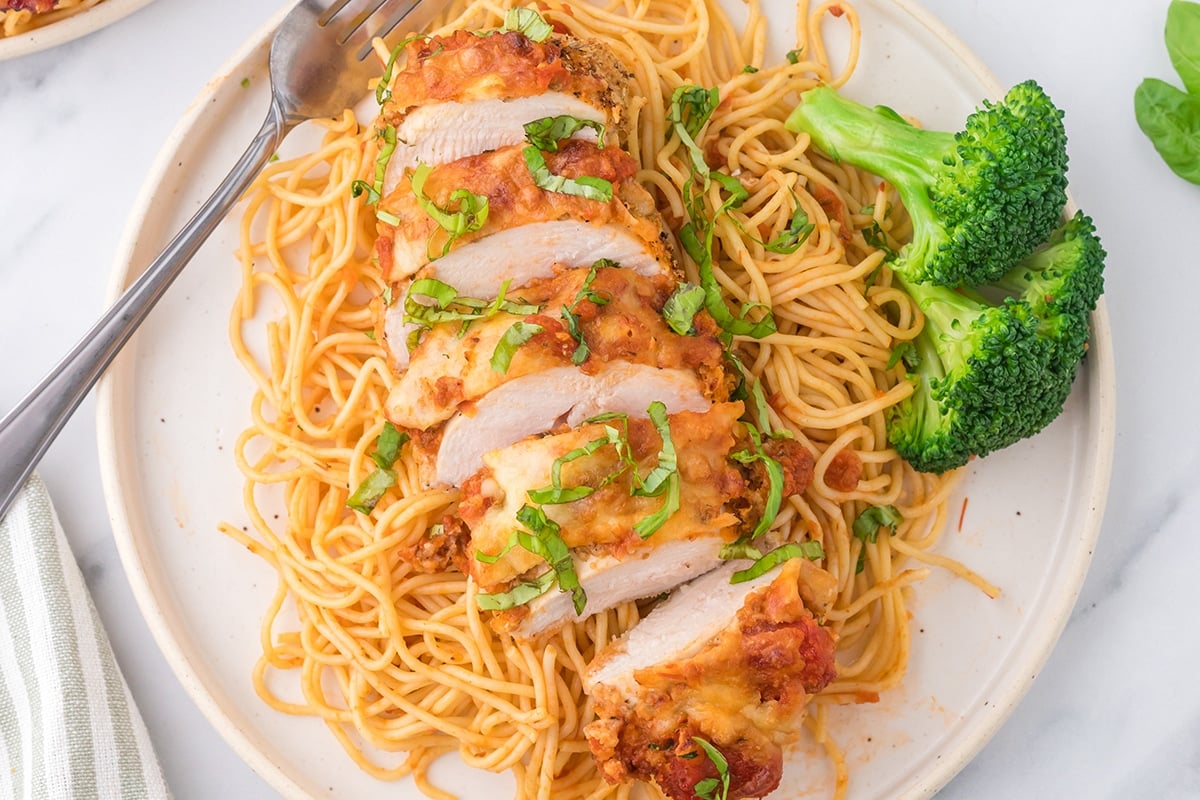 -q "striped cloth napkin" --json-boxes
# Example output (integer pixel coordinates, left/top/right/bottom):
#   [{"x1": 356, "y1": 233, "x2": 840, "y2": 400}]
[{"x1": 0, "y1": 475, "x2": 170, "y2": 800}]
